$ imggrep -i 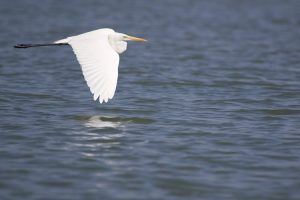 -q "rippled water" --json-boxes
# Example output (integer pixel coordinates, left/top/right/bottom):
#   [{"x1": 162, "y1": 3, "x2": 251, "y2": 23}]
[{"x1": 1, "y1": 0, "x2": 300, "y2": 199}]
